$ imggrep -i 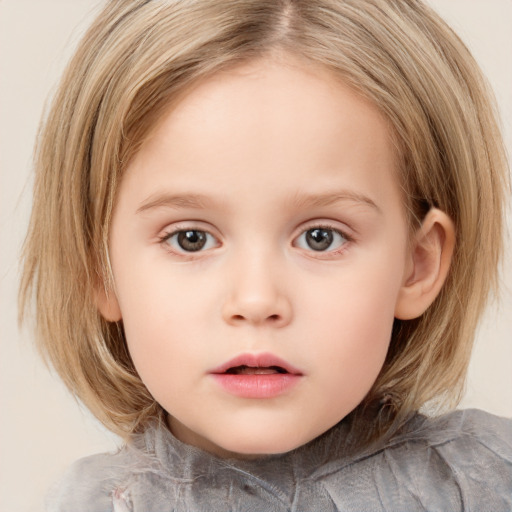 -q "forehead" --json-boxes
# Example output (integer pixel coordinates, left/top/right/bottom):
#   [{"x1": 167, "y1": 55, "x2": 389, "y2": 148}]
[{"x1": 121, "y1": 56, "x2": 401, "y2": 215}]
